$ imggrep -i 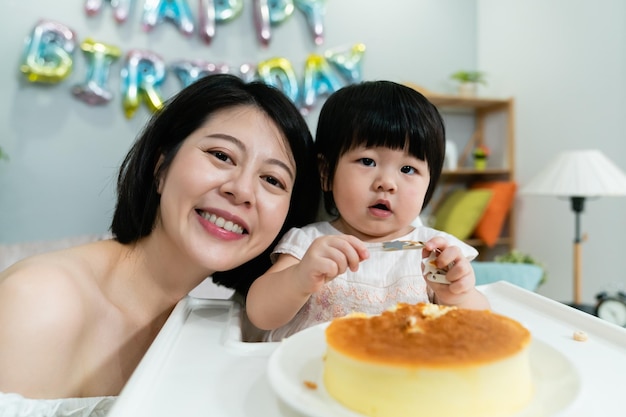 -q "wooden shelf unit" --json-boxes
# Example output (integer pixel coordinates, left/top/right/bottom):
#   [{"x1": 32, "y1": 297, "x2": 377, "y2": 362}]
[{"x1": 406, "y1": 84, "x2": 516, "y2": 260}]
